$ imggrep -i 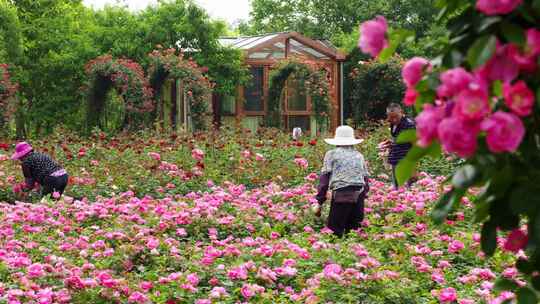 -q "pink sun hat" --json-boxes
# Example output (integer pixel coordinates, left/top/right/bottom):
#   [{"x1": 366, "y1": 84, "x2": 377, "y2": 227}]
[{"x1": 11, "y1": 142, "x2": 33, "y2": 160}]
